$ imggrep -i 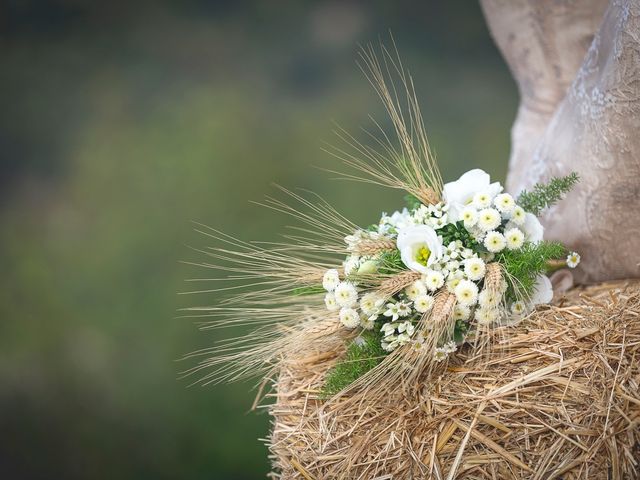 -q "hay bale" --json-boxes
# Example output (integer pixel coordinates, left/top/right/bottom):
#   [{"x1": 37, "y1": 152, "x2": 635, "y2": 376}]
[{"x1": 266, "y1": 281, "x2": 640, "y2": 479}]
